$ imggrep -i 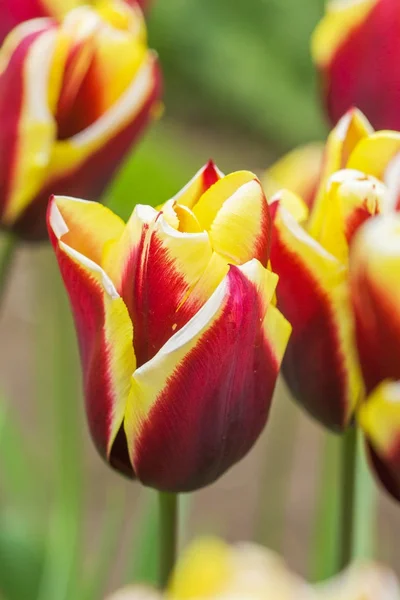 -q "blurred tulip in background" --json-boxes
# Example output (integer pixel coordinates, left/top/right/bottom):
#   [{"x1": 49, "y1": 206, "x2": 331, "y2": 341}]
[
  {"x1": 0, "y1": 0, "x2": 149, "y2": 43},
  {"x1": 0, "y1": 0, "x2": 160, "y2": 240},
  {"x1": 312, "y1": 0, "x2": 400, "y2": 131}
]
